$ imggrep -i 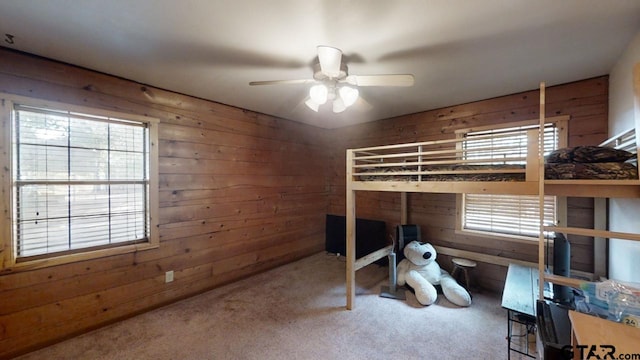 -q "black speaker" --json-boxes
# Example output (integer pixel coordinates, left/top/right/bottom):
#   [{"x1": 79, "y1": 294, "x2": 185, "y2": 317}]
[
  {"x1": 552, "y1": 232, "x2": 573, "y2": 305},
  {"x1": 396, "y1": 224, "x2": 421, "y2": 265}
]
